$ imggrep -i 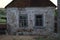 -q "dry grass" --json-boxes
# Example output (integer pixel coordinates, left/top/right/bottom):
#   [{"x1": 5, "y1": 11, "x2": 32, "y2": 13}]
[
  {"x1": 0, "y1": 35, "x2": 37, "y2": 40},
  {"x1": 0, "y1": 35, "x2": 57, "y2": 40}
]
